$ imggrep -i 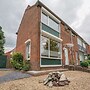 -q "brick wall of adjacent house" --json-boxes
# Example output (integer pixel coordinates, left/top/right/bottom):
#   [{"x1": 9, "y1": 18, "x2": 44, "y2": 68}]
[
  {"x1": 16, "y1": 5, "x2": 41, "y2": 70},
  {"x1": 86, "y1": 44, "x2": 90, "y2": 54},
  {"x1": 61, "y1": 23, "x2": 79, "y2": 65}
]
